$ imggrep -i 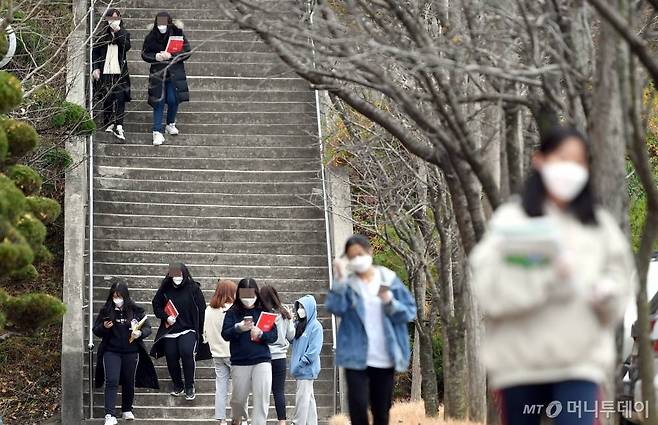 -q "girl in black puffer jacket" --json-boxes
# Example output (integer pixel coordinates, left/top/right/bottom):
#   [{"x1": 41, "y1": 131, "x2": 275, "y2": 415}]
[{"x1": 141, "y1": 11, "x2": 191, "y2": 146}]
